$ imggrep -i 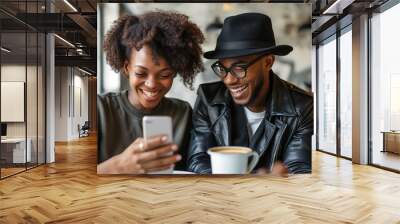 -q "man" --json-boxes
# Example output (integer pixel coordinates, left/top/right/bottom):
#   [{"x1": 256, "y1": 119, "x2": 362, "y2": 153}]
[{"x1": 188, "y1": 13, "x2": 313, "y2": 174}]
